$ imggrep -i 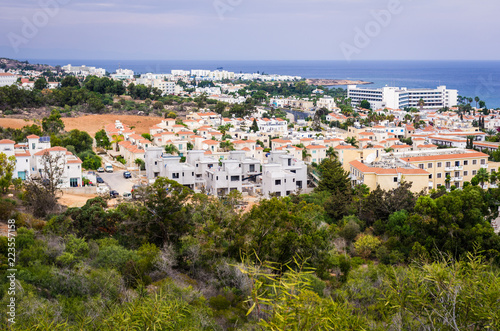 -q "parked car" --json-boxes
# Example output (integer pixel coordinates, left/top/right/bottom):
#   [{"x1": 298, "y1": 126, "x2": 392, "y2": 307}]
[
  {"x1": 122, "y1": 192, "x2": 132, "y2": 200},
  {"x1": 105, "y1": 163, "x2": 113, "y2": 173},
  {"x1": 123, "y1": 171, "x2": 132, "y2": 179},
  {"x1": 96, "y1": 176, "x2": 104, "y2": 184},
  {"x1": 109, "y1": 190, "x2": 119, "y2": 198},
  {"x1": 97, "y1": 167, "x2": 104, "y2": 173}
]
